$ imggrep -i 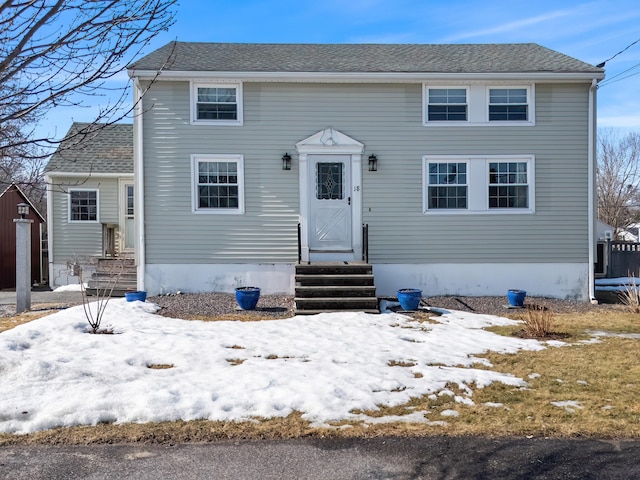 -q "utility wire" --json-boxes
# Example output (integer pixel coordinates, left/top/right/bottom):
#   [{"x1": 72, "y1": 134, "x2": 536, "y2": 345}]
[
  {"x1": 599, "y1": 61, "x2": 640, "y2": 87},
  {"x1": 597, "y1": 35, "x2": 640, "y2": 68}
]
